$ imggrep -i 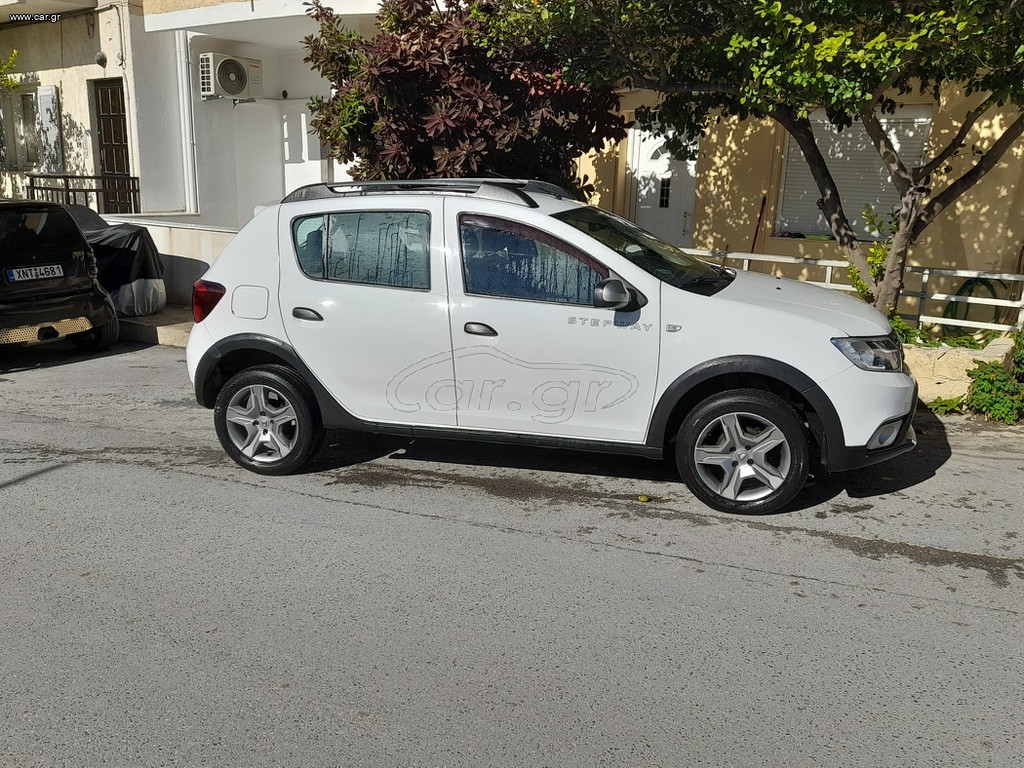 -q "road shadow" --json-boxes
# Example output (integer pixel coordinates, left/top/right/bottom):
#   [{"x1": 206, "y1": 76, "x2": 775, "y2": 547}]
[
  {"x1": 784, "y1": 407, "x2": 952, "y2": 513},
  {"x1": 308, "y1": 407, "x2": 952, "y2": 515},
  {"x1": 307, "y1": 430, "x2": 679, "y2": 482},
  {"x1": 0, "y1": 339, "x2": 152, "y2": 375}
]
